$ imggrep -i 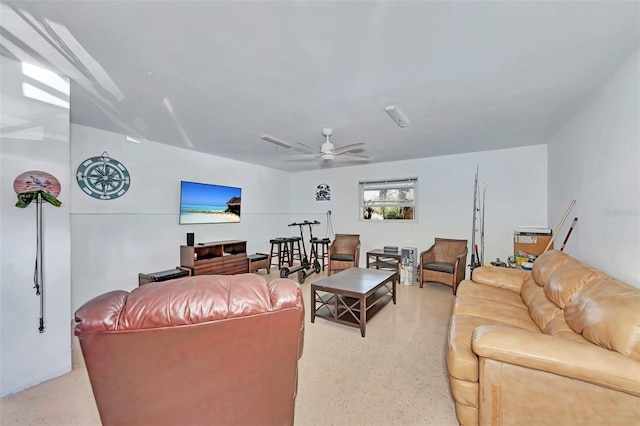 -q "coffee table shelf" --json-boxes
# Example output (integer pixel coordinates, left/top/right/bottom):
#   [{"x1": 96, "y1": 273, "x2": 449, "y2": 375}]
[
  {"x1": 314, "y1": 290, "x2": 393, "y2": 328},
  {"x1": 311, "y1": 268, "x2": 396, "y2": 337}
]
